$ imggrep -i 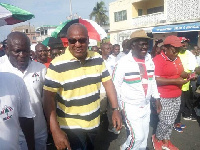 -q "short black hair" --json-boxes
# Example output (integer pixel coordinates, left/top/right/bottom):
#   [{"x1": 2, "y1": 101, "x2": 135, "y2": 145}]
[{"x1": 113, "y1": 44, "x2": 120, "y2": 49}]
